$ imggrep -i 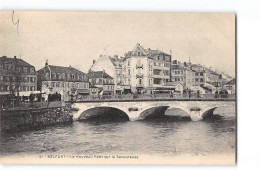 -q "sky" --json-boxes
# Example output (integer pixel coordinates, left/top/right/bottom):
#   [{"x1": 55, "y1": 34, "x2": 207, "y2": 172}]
[{"x1": 0, "y1": 11, "x2": 235, "y2": 76}]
